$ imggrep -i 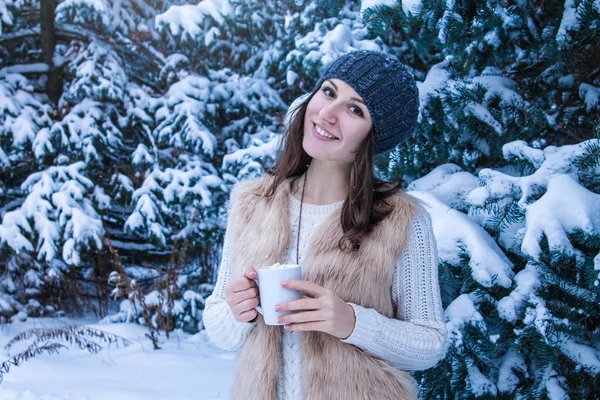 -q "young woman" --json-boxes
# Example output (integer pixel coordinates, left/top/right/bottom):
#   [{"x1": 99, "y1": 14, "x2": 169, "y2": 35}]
[{"x1": 203, "y1": 51, "x2": 446, "y2": 400}]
